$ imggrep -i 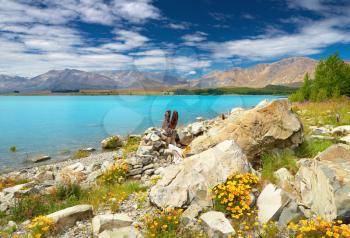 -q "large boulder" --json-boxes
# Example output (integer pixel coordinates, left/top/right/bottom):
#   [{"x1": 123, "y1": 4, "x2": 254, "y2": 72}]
[
  {"x1": 295, "y1": 144, "x2": 350, "y2": 221},
  {"x1": 149, "y1": 140, "x2": 251, "y2": 209},
  {"x1": 190, "y1": 99, "x2": 303, "y2": 160}
]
